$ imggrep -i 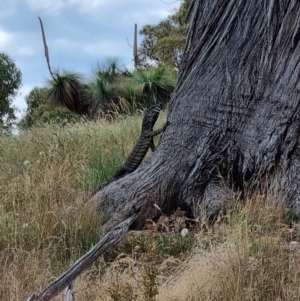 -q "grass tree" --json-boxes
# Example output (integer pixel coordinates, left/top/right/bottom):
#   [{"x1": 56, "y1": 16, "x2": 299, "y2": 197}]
[
  {"x1": 129, "y1": 66, "x2": 176, "y2": 107},
  {"x1": 37, "y1": 17, "x2": 176, "y2": 121},
  {"x1": 87, "y1": 58, "x2": 134, "y2": 117},
  {"x1": 47, "y1": 71, "x2": 90, "y2": 116},
  {"x1": 87, "y1": 71, "x2": 122, "y2": 117},
  {"x1": 119, "y1": 81, "x2": 144, "y2": 111}
]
